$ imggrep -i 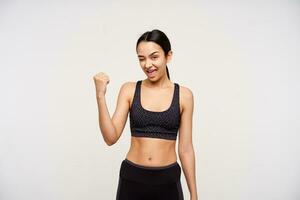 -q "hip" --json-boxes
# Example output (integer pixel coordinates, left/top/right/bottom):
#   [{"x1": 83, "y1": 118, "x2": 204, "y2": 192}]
[{"x1": 118, "y1": 158, "x2": 182, "y2": 185}]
